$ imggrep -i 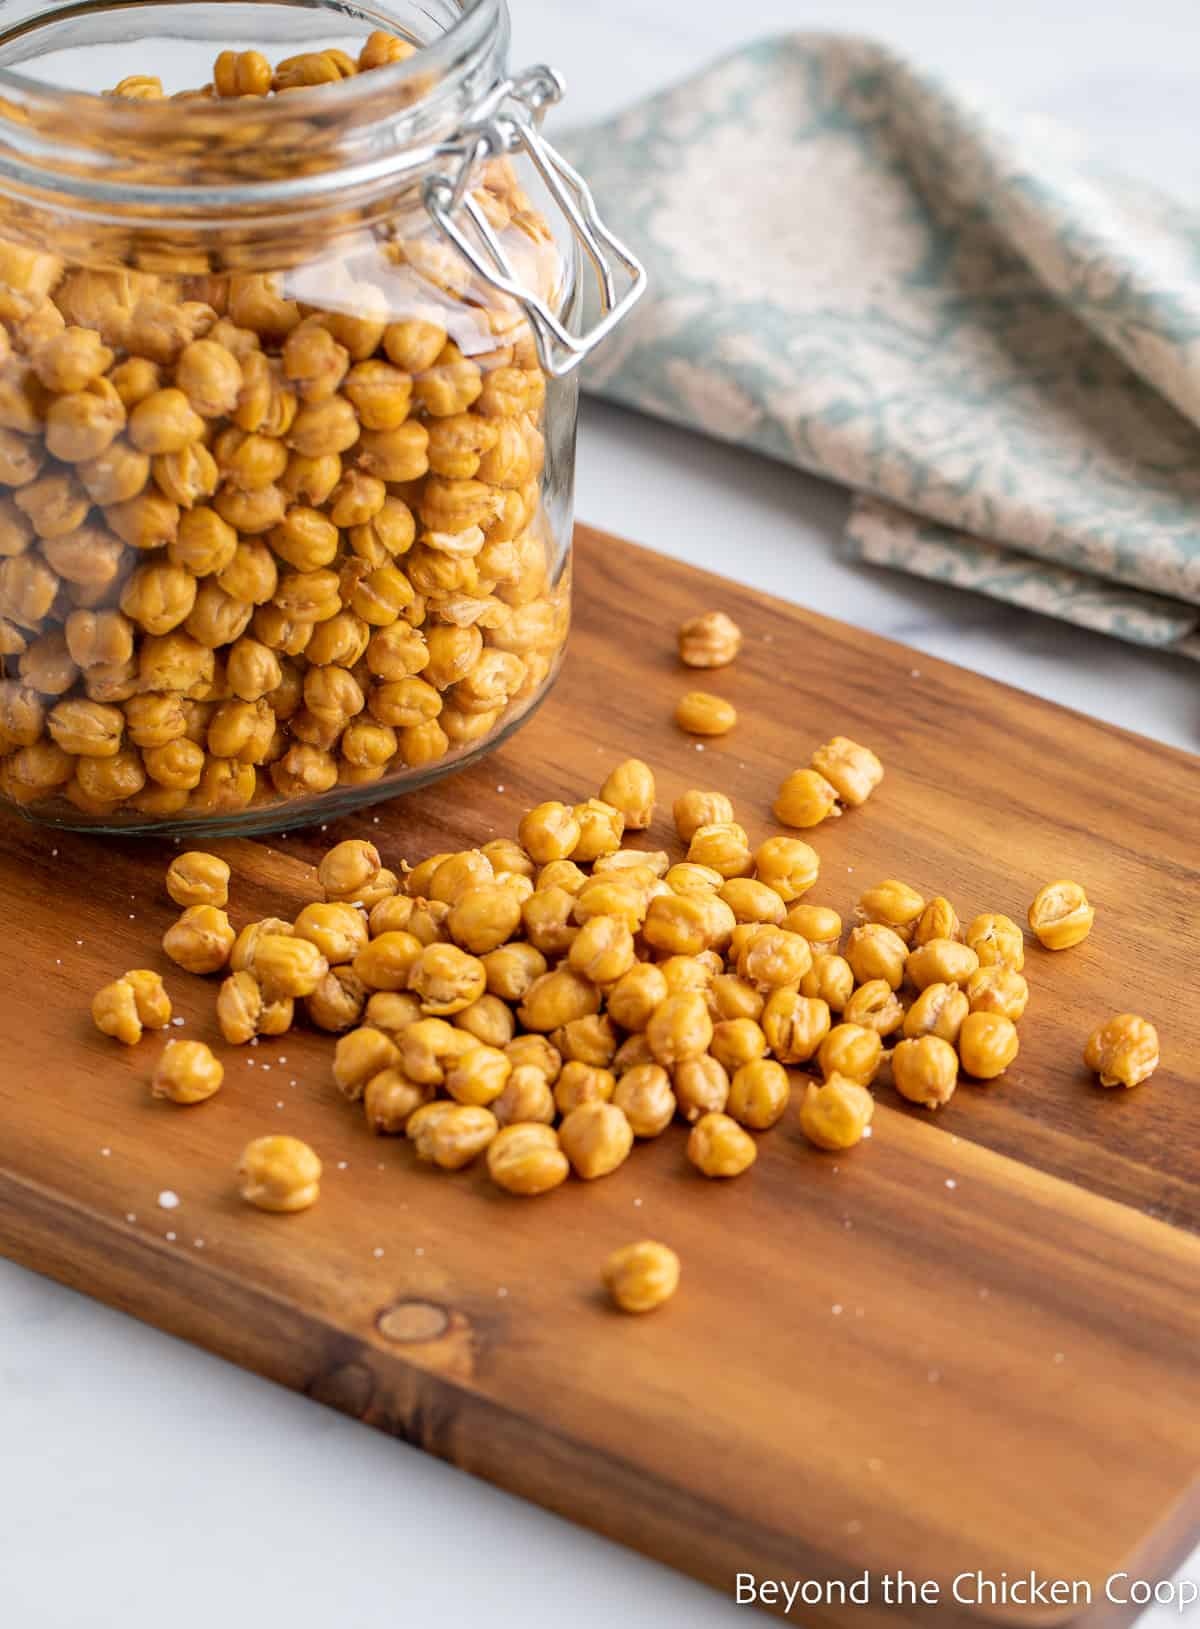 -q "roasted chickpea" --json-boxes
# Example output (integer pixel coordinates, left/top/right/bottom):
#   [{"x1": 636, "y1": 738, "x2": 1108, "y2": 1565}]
[
  {"x1": 553, "y1": 1059, "x2": 616, "y2": 1115},
  {"x1": 92, "y1": 968, "x2": 169, "y2": 1045},
  {"x1": 966, "y1": 912, "x2": 1025, "y2": 972},
  {"x1": 675, "y1": 690, "x2": 736, "y2": 736},
  {"x1": 453, "y1": 993, "x2": 515, "y2": 1050},
  {"x1": 444, "y1": 1043, "x2": 511, "y2": 1108},
  {"x1": 163, "y1": 903, "x2": 235, "y2": 974},
  {"x1": 363, "y1": 1068, "x2": 431, "y2": 1134},
  {"x1": 856, "y1": 879, "x2": 925, "y2": 944},
  {"x1": 754, "y1": 836, "x2": 819, "y2": 903},
  {"x1": 810, "y1": 736, "x2": 883, "y2": 807},
  {"x1": 965, "y1": 967, "x2": 1029, "y2": 1022},
  {"x1": 709, "y1": 1017, "x2": 768, "y2": 1075},
  {"x1": 491, "y1": 1065, "x2": 556, "y2": 1128},
  {"x1": 152, "y1": 1038, "x2": 224, "y2": 1105},
  {"x1": 518, "y1": 966, "x2": 599, "y2": 1031},
  {"x1": 673, "y1": 789, "x2": 735, "y2": 845},
  {"x1": 892, "y1": 1036, "x2": 958, "y2": 1109},
  {"x1": 724, "y1": 1057, "x2": 788, "y2": 1130},
  {"x1": 817, "y1": 1022, "x2": 882, "y2": 1086},
  {"x1": 487, "y1": 1122, "x2": 569, "y2": 1195},
  {"x1": 598, "y1": 757, "x2": 655, "y2": 830},
  {"x1": 773, "y1": 768, "x2": 840, "y2": 830},
  {"x1": 333, "y1": 1025, "x2": 401, "y2": 1100},
  {"x1": 738, "y1": 926, "x2": 812, "y2": 991},
  {"x1": 482, "y1": 941, "x2": 547, "y2": 1002},
  {"x1": 254, "y1": 933, "x2": 329, "y2": 1000},
  {"x1": 566, "y1": 913, "x2": 634, "y2": 986},
  {"x1": 306, "y1": 966, "x2": 365, "y2": 1033},
  {"x1": 645, "y1": 992, "x2": 713, "y2": 1068},
  {"x1": 687, "y1": 821, "x2": 753, "y2": 880},
  {"x1": 238, "y1": 1135, "x2": 321, "y2": 1212},
  {"x1": 846, "y1": 923, "x2": 909, "y2": 991},
  {"x1": 409, "y1": 942, "x2": 486, "y2": 1015},
  {"x1": 799, "y1": 953, "x2": 854, "y2": 1013},
  {"x1": 1083, "y1": 1013, "x2": 1159, "y2": 1089},
  {"x1": 843, "y1": 978, "x2": 904, "y2": 1038},
  {"x1": 912, "y1": 895, "x2": 961, "y2": 947},
  {"x1": 906, "y1": 938, "x2": 980, "y2": 990},
  {"x1": 677, "y1": 609, "x2": 741, "y2": 669},
  {"x1": 708, "y1": 972, "x2": 765, "y2": 1023},
  {"x1": 319, "y1": 838, "x2": 382, "y2": 902},
  {"x1": 292, "y1": 901, "x2": 369, "y2": 965},
  {"x1": 166, "y1": 850, "x2": 230, "y2": 908},
  {"x1": 902, "y1": 982, "x2": 970, "y2": 1044},
  {"x1": 517, "y1": 800, "x2": 579, "y2": 864},
  {"x1": 799, "y1": 1075, "x2": 874, "y2": 1150},
  {"x1": 687, "y1": 1111, "x2": 756, "y2": 1178},
  {"x1": 958, "y1": 1012, "x2": 1020, "y2": 1080},
  {"x1": 558, "y1": 1101, "x2": 632, "y2": 1180},
  {"x1": 761, "y1": 990, "x2": 830, "y2": 1064},
  {"x1": 672, "y1": 1054, "x2": 729, "y2": 1123},
  {"x1": 1028, "y1": 880, "x2": 1094, "y2": 950},
  {"x1": 352, "y1": 929, "x2": 422, "y2": 993},
  {"x1": 610, "y1": 1064, "x2": 675, "y2": 1138},
  {"x1": 216, "y1": 969, "x2": 265, "y2": 1045}
]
